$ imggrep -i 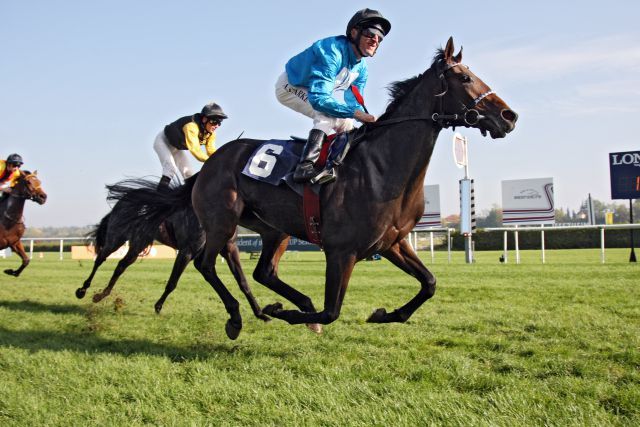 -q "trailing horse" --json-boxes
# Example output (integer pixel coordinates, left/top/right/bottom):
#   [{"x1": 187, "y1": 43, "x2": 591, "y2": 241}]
[
  {"x1": 75, "y1": 175, "x2": 274, "y2": 325},
  {"x1": 188, "y1": 38, "x2": 518, "y2": 338},
  {"x1": 0, "y1": 171, "x2": 47, "y2": 277}
]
